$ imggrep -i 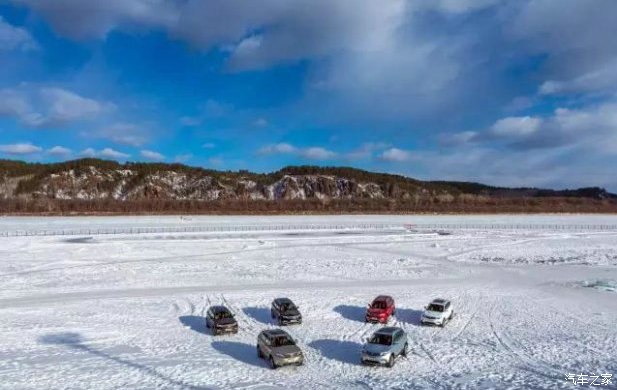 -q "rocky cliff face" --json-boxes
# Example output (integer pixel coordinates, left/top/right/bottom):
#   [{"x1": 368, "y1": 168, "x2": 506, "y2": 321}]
[
  {"x1": 1, "y1": 160, "x2": 613, "y2": 208},
  {"x1": 1, "y1": 166, "x2": 425, "y2": 201}
]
